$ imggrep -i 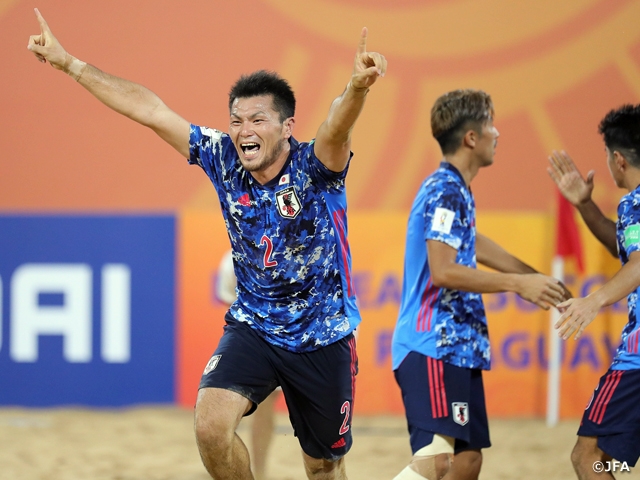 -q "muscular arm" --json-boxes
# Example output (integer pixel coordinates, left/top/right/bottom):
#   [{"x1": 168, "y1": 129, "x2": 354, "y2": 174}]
[
  {"x1": 589, "y1": 252, "x2": 640, "y2": 307},
  {"x1": 427, "y1": 239, "x2": 565, "y2": 310},
  {"x1": 313, "y1": 28, "x2": 386, "y2": 172},
  {"x1": 28, "y1": 9, "x2": 190, "y2": 158},
  {"x1": 314, "y1": 83, "x2": 369, "y2": 172},
  {"x1": 76, "y1": 66, "x2": 190, "y2": 157},
  {"x1": 575, "y1": 200, "x2": 618, "y2": 257}
]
